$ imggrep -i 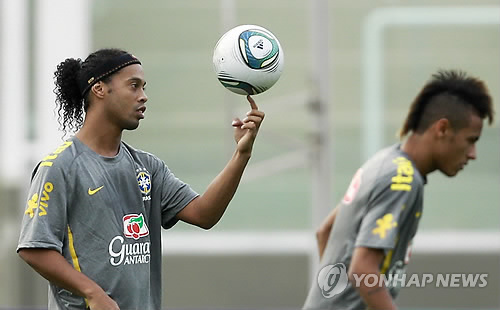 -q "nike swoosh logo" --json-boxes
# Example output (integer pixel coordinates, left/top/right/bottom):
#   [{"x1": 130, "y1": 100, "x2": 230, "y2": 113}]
[{"x1": 88, "y1": 186, "x2": 104, "y2": 195}]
